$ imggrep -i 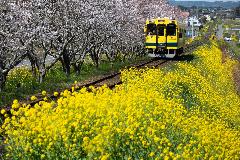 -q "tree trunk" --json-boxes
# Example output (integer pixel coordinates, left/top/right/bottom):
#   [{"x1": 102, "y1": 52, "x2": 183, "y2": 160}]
[
  {"x1": 38, "y1": 64, "x2": 46, "y2": 83},
  {"x1": 105, "y1": 51, "x2": 111, "y2": 62},
  {"x1": 0, "y1": 72, "x2": 7, "y2": 92},
  {"x1": 29, "y1": 60, "x2": 38, "y2": 79},
  {"x1": 38, "y1": 70, "x2": 46, "y2": 84},
  {"x1": 95, "y1": 55, "x2": 99, "y2": 68},
  {"x1": 90, "y1": 47, "x2": 100, "y2": 69},
  {"x1": 94, "y1": 49, "x2": 99, "y2": 68},
  {"x1": 26, "y1": 52, "x2": 38, "y2": 78},
  {"x1": 61, "y1": 50, "x2": 71, "y2": 76},
  {"x1": 73, "y1": 62, "x2": 83, "y2": 76},
  {"x1": 60, "y1": 57, "x2": 67, "y2": 73},
  {"x1": 31, "y1": 65, "x2": 37, "y2": 78}
]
